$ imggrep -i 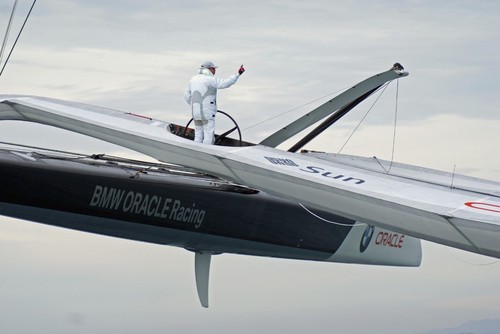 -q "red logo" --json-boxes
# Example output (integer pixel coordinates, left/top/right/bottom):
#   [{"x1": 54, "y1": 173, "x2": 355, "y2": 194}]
[
  {"x1": 464, "y1": 202, "x2": 500, "y2": 214},
  {"x1": 375, "y1": 232, "x2": 405, "y2": 249}
]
